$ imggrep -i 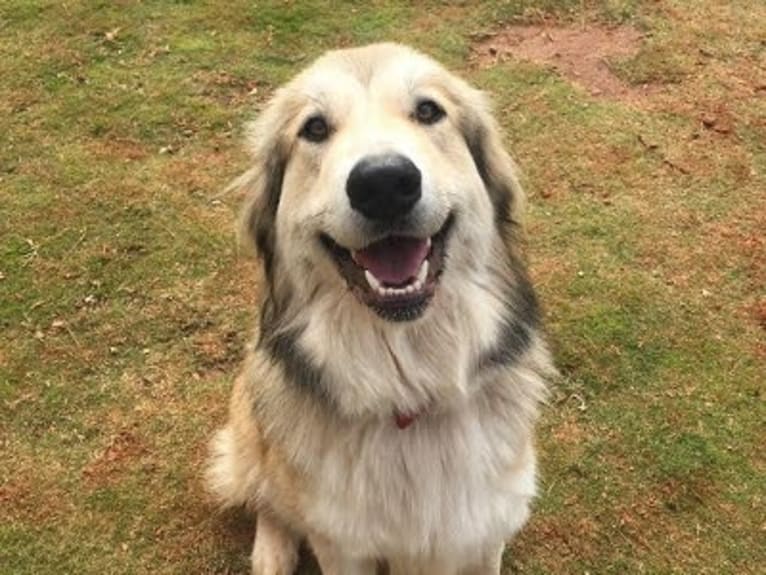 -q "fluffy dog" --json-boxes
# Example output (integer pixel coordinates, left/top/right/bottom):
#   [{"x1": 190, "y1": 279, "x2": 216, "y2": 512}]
[{"x1": 207, "y1": 43, "x2": 555, "y2": 575}]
